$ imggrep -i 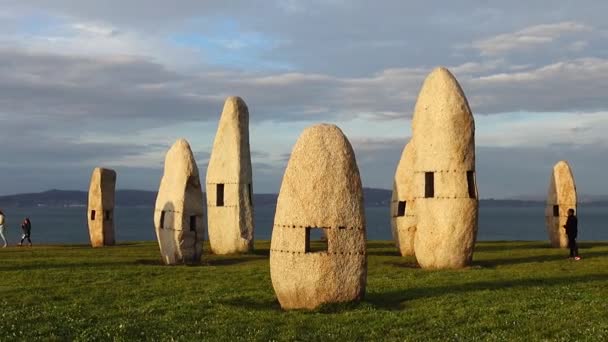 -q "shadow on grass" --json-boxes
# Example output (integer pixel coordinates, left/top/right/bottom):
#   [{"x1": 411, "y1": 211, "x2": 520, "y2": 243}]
[
  {"x1": 384, "y1": 260, "x2": 420, "y2": 268},
  {"x1": 205, "y1": 255, "x2": 266, "y2": 266},
  {"x1": 219, "y1": 297, "x2": 282, "y2": 311},
  {"x1": 474, "y1": 241, "x2": 550, "y2": 252},
  {"x1": 367, "y1": 273, "x2": 608, "y2": 310},
  {"x1": 476, "y1": 248, "x2": 608, "y2": 267},
  {"x1": 0, "y1": 261, "x2": 141, "y2": 271}
]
